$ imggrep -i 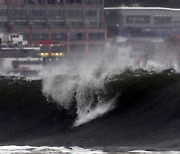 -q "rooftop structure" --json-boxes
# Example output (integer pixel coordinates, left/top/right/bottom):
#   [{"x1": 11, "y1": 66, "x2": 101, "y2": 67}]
[{"x1": 0, "y1": 0, "x2": 107, "y2": 54}]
